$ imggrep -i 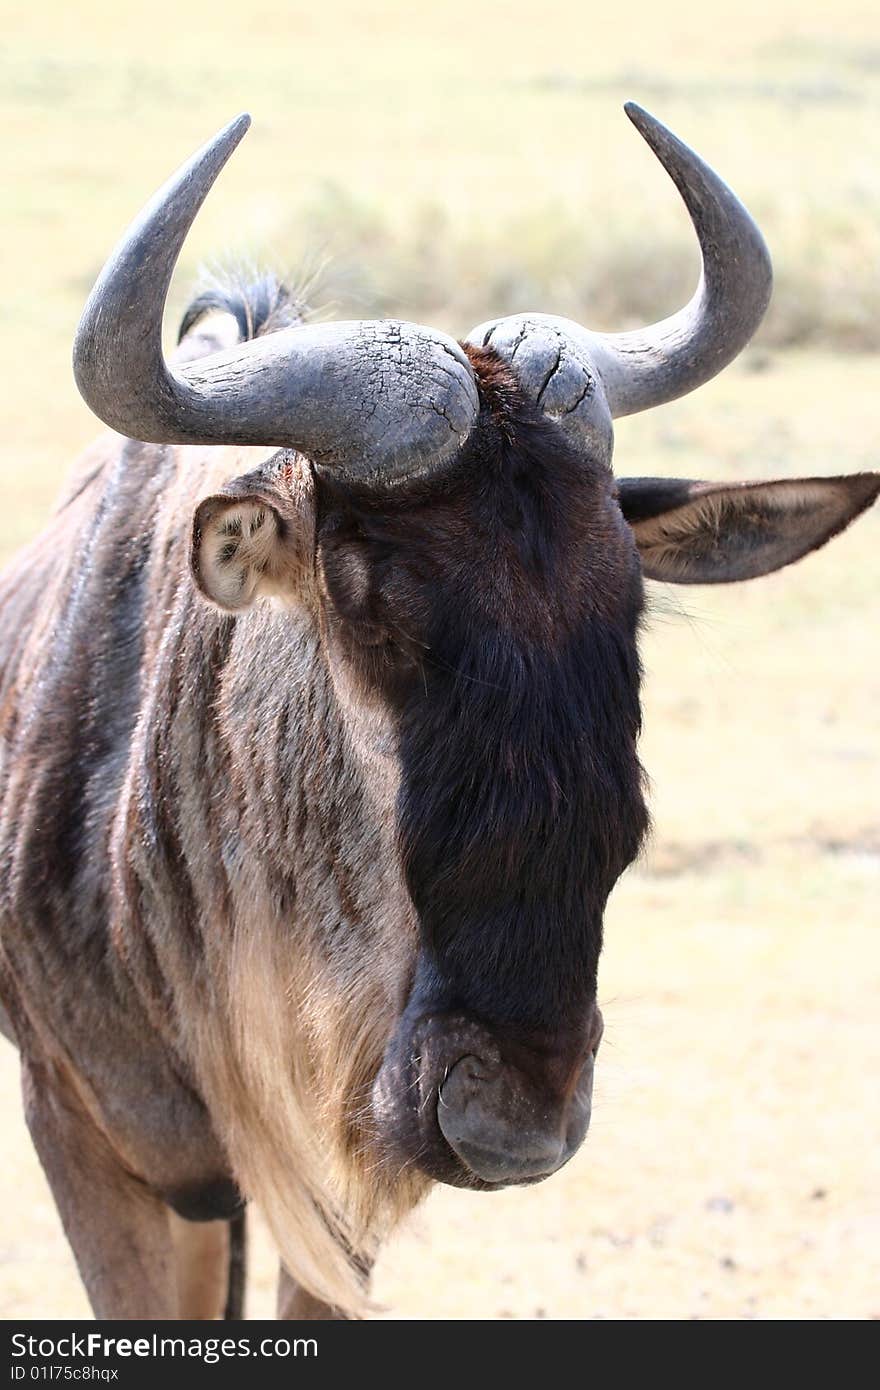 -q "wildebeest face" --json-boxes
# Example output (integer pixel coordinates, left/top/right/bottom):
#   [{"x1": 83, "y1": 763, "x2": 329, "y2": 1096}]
[
  {"x1": 89, "y1": 106, "x2": 879, "y2": 1199},
  {"x1": 316, "y1": 350, "x2": 649, "y2": 1187}
]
